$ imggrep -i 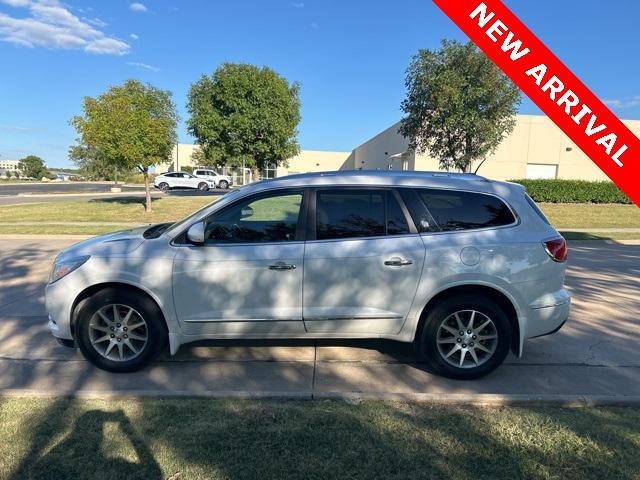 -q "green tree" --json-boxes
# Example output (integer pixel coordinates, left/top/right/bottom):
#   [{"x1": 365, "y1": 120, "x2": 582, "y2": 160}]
[
  {"x1": 18, "y1": 155, "x2": 49, "y2": 179},
  {"x1": 69, "y1": 145, "x2": 113, "y2": 180},
  {"x1": 187, "y1": 63, "x2": 301, "y2": 173},
  {"x1": 399, "y1": 40, "x2": 521, "y2": 173},
  {"x1": 70, "y1": 80, "x2": 178, "y2": 212}
]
